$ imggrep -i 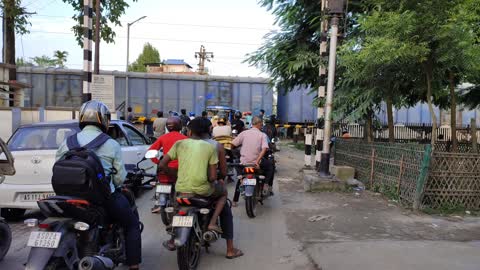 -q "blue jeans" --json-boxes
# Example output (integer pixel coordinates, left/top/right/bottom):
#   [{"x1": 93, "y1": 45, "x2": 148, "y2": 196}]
[{"x1": 104, "y1": 191, "x2": 142, "y2": 266}]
